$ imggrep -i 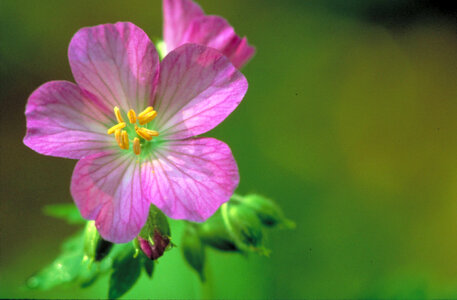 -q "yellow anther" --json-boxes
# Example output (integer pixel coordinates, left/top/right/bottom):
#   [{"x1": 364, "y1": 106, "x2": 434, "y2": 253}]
[
  {"x1": 127, "y1": 109, "x2": 137, "y2": 124},
  {"x1": 133, "y1": 138, "x2": 141, "y2": 155},
  {"x1": 138, "y1": 106, "x2": 153, "y2": 118},
  {"x1": 107, "y1": 122, "x2": 126, "y2": 135},
  {"x1": 135, "y1": 126, "x2": 159, "y2": 141},
  {"x1": 114, "y1": 129, "x2": 122, "y2": 147},
  {"x1": 142, "y1": 128, "x2": 159, "y2": 137},
  {"x1": 138, "y1": 111, "x2": 157, "y2": 125},
  {"x1": 114, "y1": 106, "x2": 124, "y2": 123},
  {"x1": 121, "y1": 130, "x2": 129, "y2": 150}
]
